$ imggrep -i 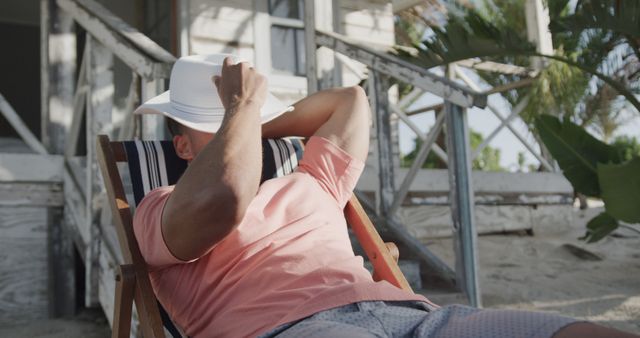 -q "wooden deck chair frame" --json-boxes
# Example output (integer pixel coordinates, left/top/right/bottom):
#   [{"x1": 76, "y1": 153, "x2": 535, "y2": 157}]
[{"x1": 97, "y1": 134, "x2": 412, "y2": 338}]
